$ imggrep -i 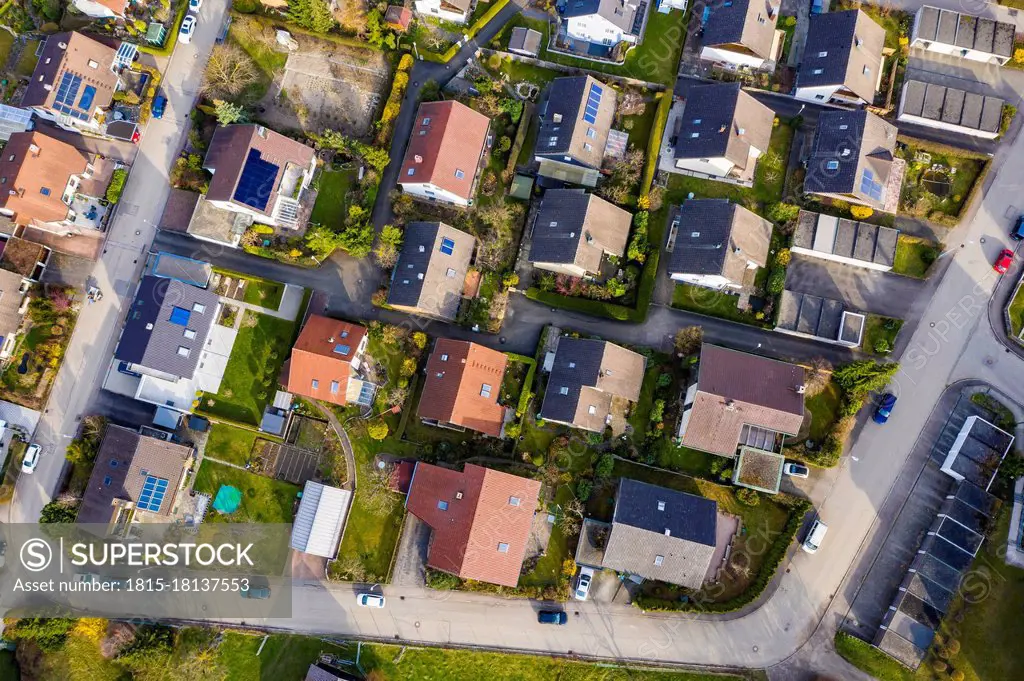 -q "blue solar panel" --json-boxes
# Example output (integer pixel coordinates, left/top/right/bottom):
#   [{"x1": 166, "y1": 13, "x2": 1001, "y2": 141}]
[
  {"x1": 78, "y1": 85, "x2": 96, "y2": 111},
  {"x1": 583, "y1": 83, "x2": 603, "y2": 125},
  {"x1": 439, "y1": 237, "x2": 455, "y2": 255},
  {"x1": 333, "y1": 344, "x2": 351, "y2": 355},
  {"x1": 137, "y1": 475, "x2": 169, "y2": 512},
  {"x1": 54, "y1": 72, "x2": 82, "y2": 110},
  {"x1": 860, "y1": 169, "x2": 884, "y2": 202},
  {"x1": 169, "y1": 306, "x2": 191, "y2": 326},
  {"x1": 233, "y1": 148, "x2": 280, "y2": 212}
]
